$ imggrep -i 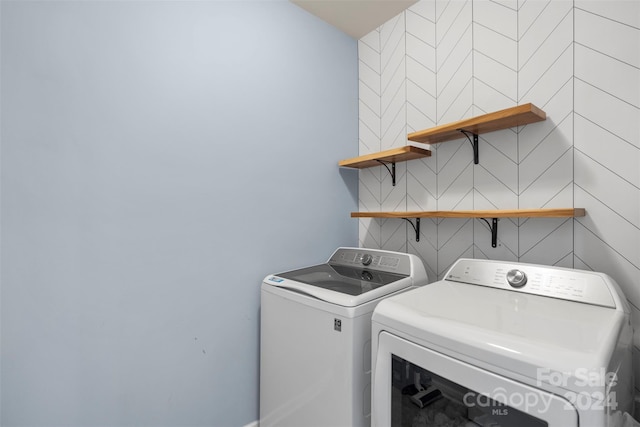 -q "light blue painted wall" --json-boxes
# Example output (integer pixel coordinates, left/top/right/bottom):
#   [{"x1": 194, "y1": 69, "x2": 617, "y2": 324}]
[{"x1": 0, "y1": 1, "x2": 358, "y2": 425}]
